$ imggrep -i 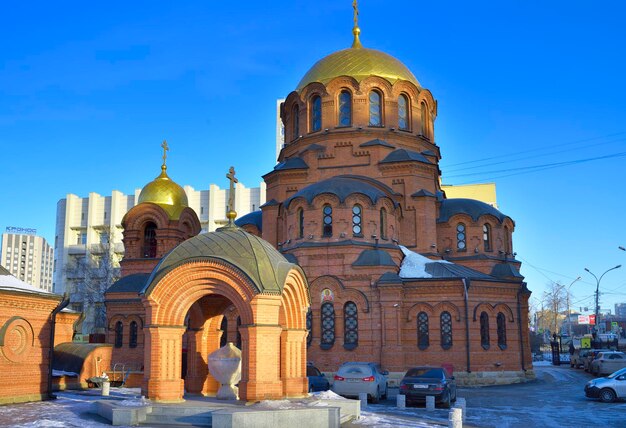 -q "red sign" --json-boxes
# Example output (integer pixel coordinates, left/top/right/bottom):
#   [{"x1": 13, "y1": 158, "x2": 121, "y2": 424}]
[{"x1": 589, "y1": 314, "x2": 596, "y2": 326}]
